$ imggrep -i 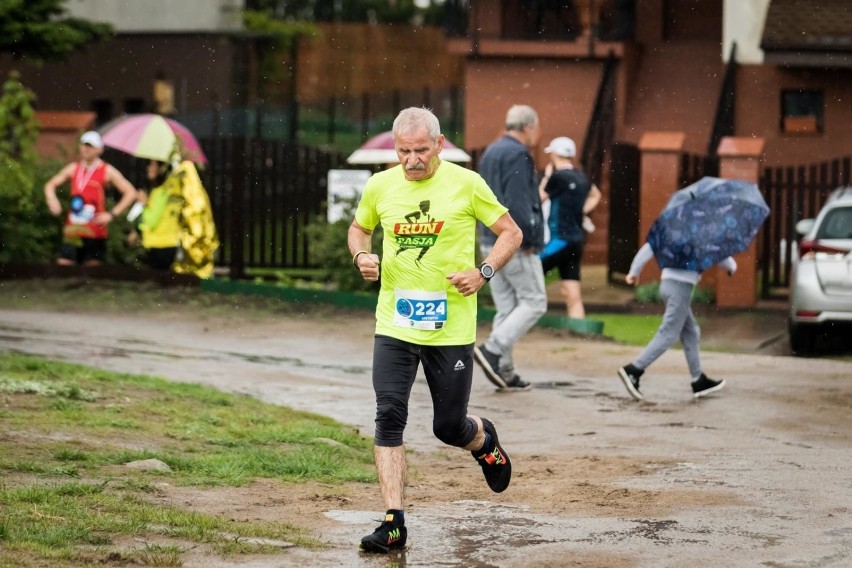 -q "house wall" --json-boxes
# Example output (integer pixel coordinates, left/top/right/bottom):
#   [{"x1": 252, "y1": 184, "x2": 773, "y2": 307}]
[
  {"x1": 617, "y1": 40, "x2": 724, "y2": 155},
  {"x1": 66, "y1": 0, "x2": 244, "y2": 32},
  {"x1": 736, "y1": 65, "x2": 852, "y2": 167},
  {"x1": 1, "y1": 22, "x2": 464, "y2": 136},
  {"x1": 663, "y1": 0, "x2": 723, "y2": 41},
  {"x1": 297, "y1": 23, "x2": 464, "y2": 103},
  {"x1": 464, "y1": 59, "x2": 603, "y2": 160},
  {"x1": 463, "y1": 58, "x2": 608, "y2": 262},
  {"x1": 0, "y1": 34, "x2": 246, "y2": 121}
]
